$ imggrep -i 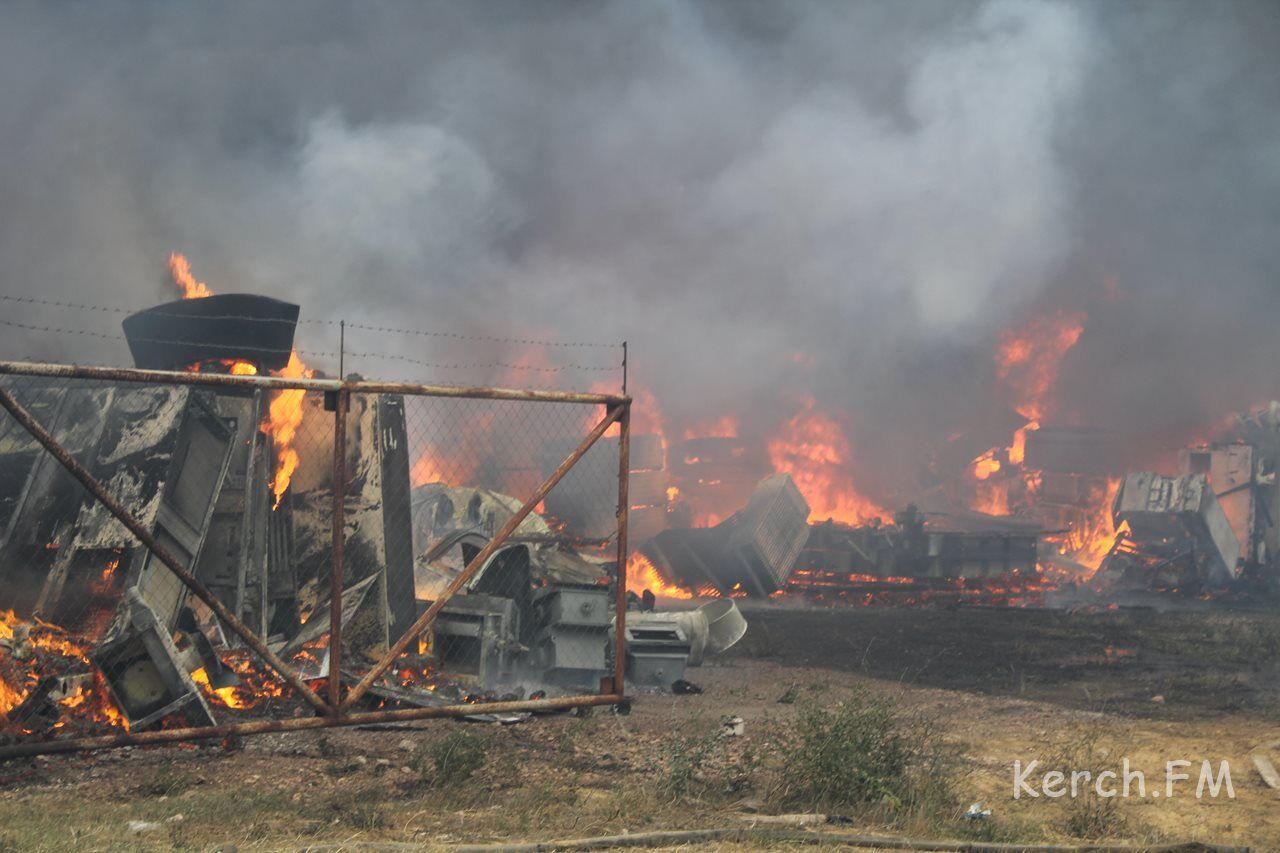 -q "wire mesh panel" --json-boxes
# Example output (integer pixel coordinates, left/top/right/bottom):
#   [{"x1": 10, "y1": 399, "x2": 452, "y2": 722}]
[
  {"x1": 0, "y1": 370, "x2": 335, "y2": 746},
  {"x1": 335, "y1": 389, "x2": 624, "y2": 713},
  {"x1": 0, "y1": 361, "x2": 628, "y2": 756}
]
